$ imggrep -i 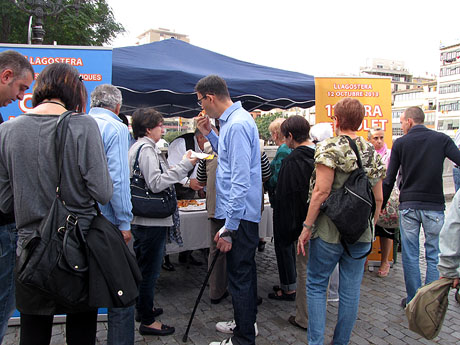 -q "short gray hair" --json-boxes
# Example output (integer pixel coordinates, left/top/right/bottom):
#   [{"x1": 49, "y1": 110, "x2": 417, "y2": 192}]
[{"x1": 90, "y1": 84, "x2": 122, "y2": 110}]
